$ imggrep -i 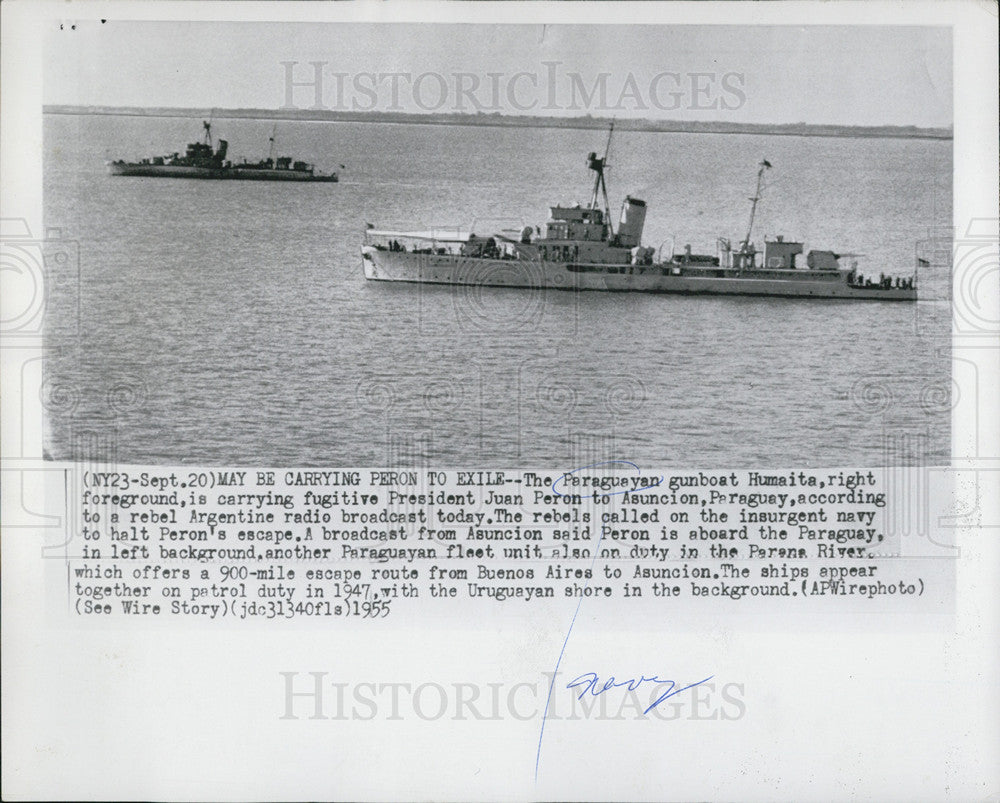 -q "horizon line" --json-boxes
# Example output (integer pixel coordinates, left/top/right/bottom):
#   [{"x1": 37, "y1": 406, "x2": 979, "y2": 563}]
[{"x1": 42, "y1": 104, "x2": 954, "y2": 140}]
